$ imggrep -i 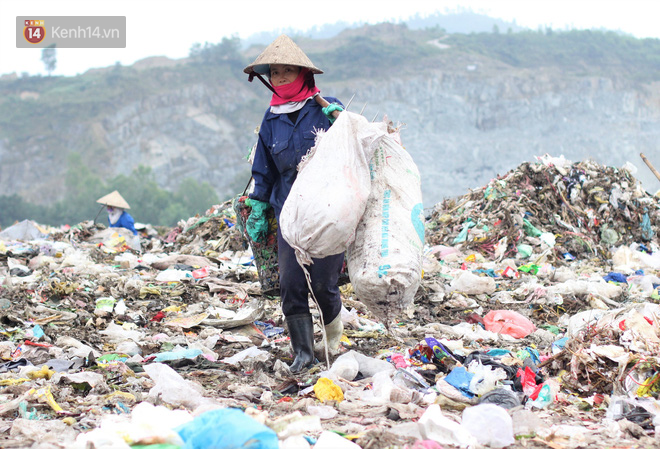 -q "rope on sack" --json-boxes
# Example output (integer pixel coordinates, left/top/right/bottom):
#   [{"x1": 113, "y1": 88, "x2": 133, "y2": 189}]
[{"x1": 301, "y1": 265, "x2": 331, "y2": 370}]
